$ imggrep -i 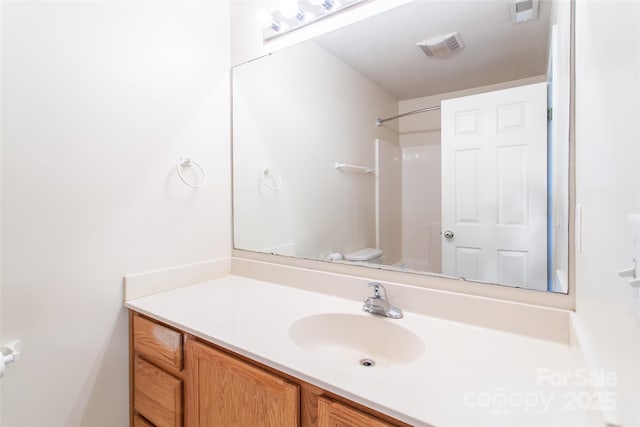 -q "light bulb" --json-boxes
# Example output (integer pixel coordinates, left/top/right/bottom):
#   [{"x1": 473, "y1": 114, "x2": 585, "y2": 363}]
[
  {"x1": 255, "y1": 9, "x2": 273, "y2": 27},
  {"x1": 325, "y1": 0, "x2": 339, "y2": 10},
  {"x1": 279, "y1": 0, "x2": 299, "y2": 18},
  {"x1": 299, "y1": 9, "x2": 315, "y2": 22},
  {"x1": 309, "y1": 0, "x2": 337, "y2": 10}
]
